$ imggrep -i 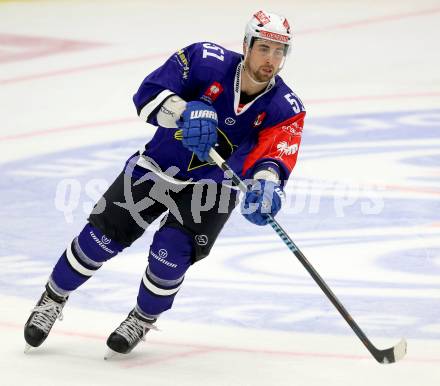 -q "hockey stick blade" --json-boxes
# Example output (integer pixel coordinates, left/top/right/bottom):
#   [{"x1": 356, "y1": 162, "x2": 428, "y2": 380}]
[
  {"x1": 208, "y1": 148, "x2": 408, "y2": 364},
  {"x1": 372, "y1": 338, "x2": 407, "y2": 364}
]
